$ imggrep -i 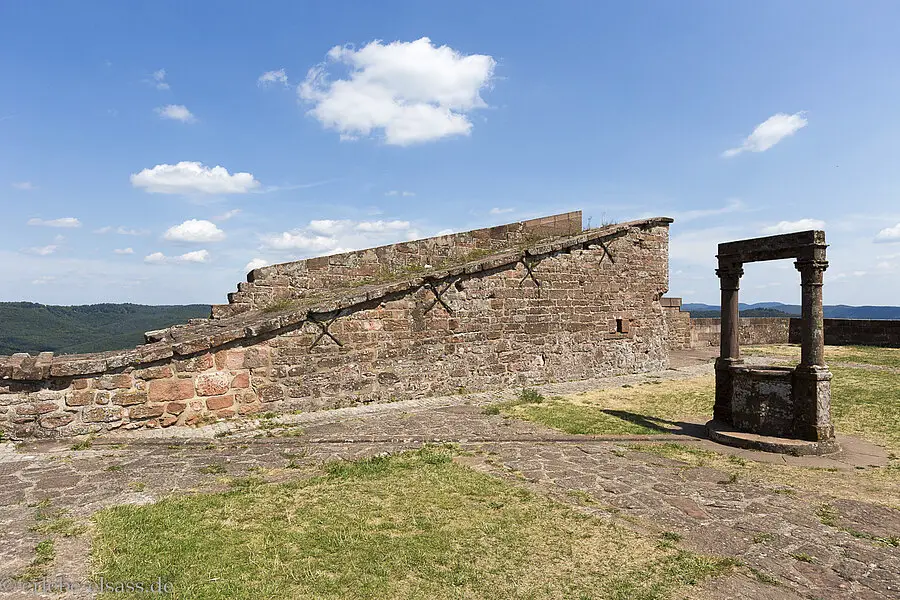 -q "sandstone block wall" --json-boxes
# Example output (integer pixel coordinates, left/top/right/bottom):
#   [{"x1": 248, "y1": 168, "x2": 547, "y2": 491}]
[
  {"x1": 661, "y1": 297, "x2": 692, "y2": 350},
  {"x1": 1, "y1": 216, "x2": 673, "y2": 439},
  {"x1": 689, "y1": 317, "x2": 792, "y2": 348},
  {"x1": 788, "y1": 318, "x2": 900, "y2": 348},
  {"x1": 212, "y1": 211, "x2": 583, "y2": 319}
]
